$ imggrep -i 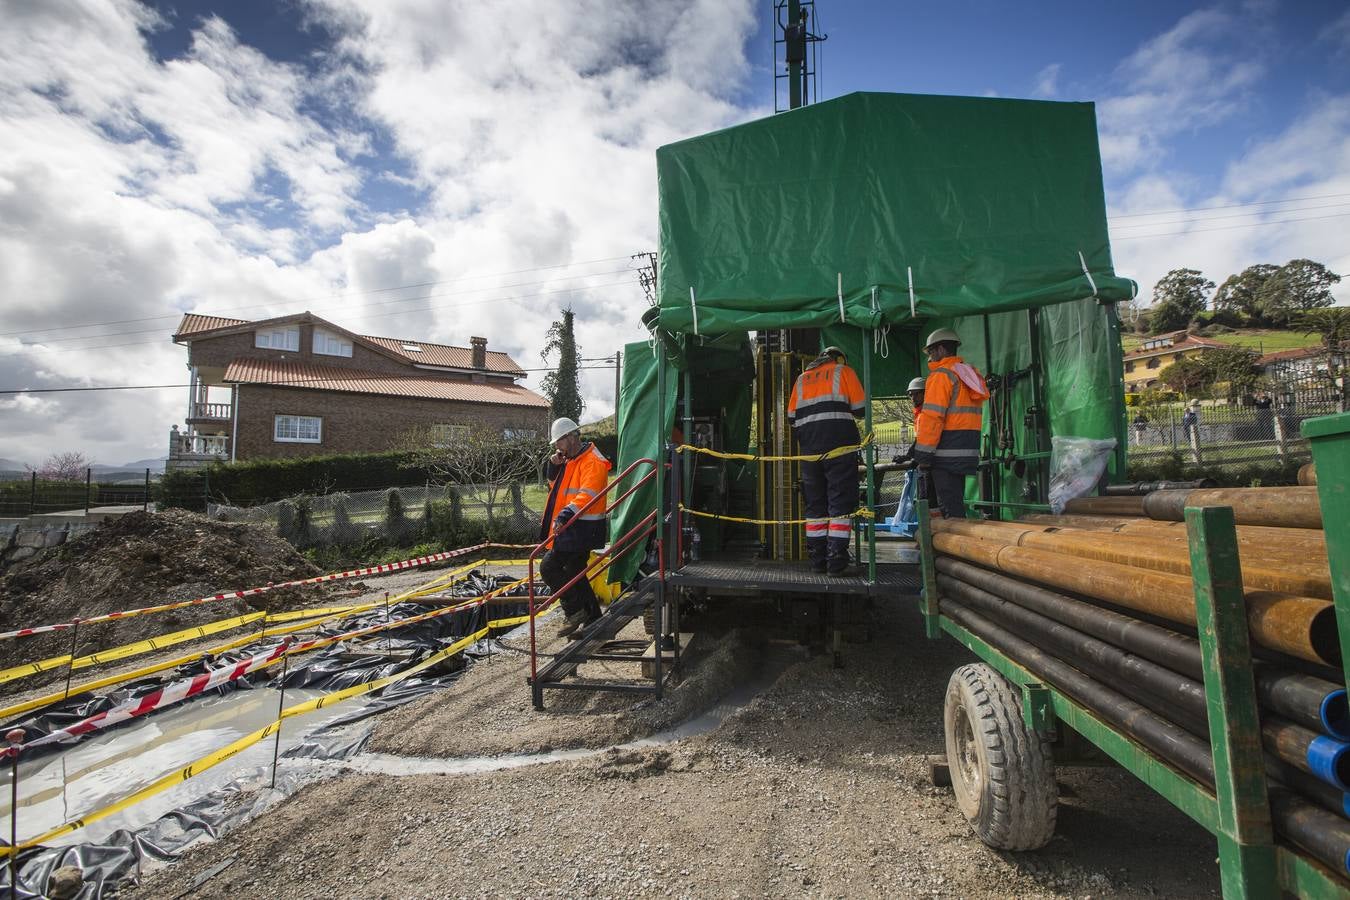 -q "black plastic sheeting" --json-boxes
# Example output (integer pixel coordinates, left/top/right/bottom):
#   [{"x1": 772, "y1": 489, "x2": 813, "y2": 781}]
[
  {"x1": 3, "y1": 571, "x2": 538, "y2": 753},
  {"x1": 0, "y1": 571, "x2": 545, "y2": 898}
]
